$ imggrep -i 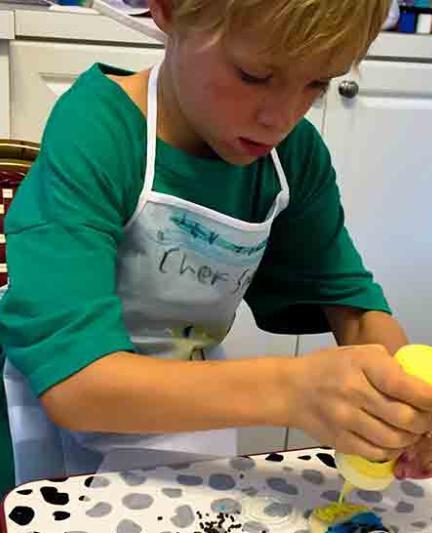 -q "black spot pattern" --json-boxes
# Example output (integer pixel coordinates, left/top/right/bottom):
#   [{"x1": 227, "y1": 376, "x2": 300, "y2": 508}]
[
  {"x1": 53, "y1": 511, "x2": 70, "y2": 521},
  {"x1": 84, "y1": 475, "x2": 110, "y2": 488},
  {"x1": 5, "y1": 449, "x2": 428, "y2": 531},
  {"x1": 40, "y1": 486, "x2": 69, "y2": 505},
  {"x1": 265, "y1": 453, "x2": 284, "y2": 462},
  {"x1": 316, "y1": 452, "x2": 337, "y2": 469},
  {"x1": 9, "y1": 506, "x2": 35, "y2": 526}
]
